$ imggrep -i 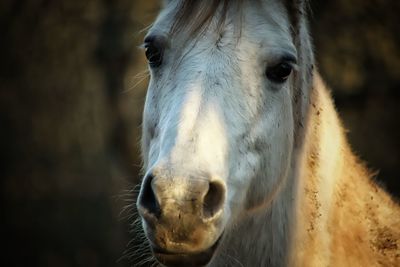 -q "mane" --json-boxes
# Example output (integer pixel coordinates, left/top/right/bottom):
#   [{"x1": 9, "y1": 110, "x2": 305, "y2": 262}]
[{"x1": 170, "y1": 0, "x2": 243, "y2": 38}]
